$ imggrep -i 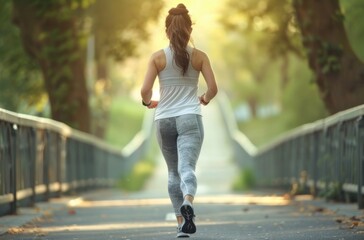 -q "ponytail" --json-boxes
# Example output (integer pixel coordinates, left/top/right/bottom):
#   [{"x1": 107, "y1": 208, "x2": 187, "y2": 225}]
[{"x1": 165, "y1": 4, "x2": 192, "y2": 75}]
